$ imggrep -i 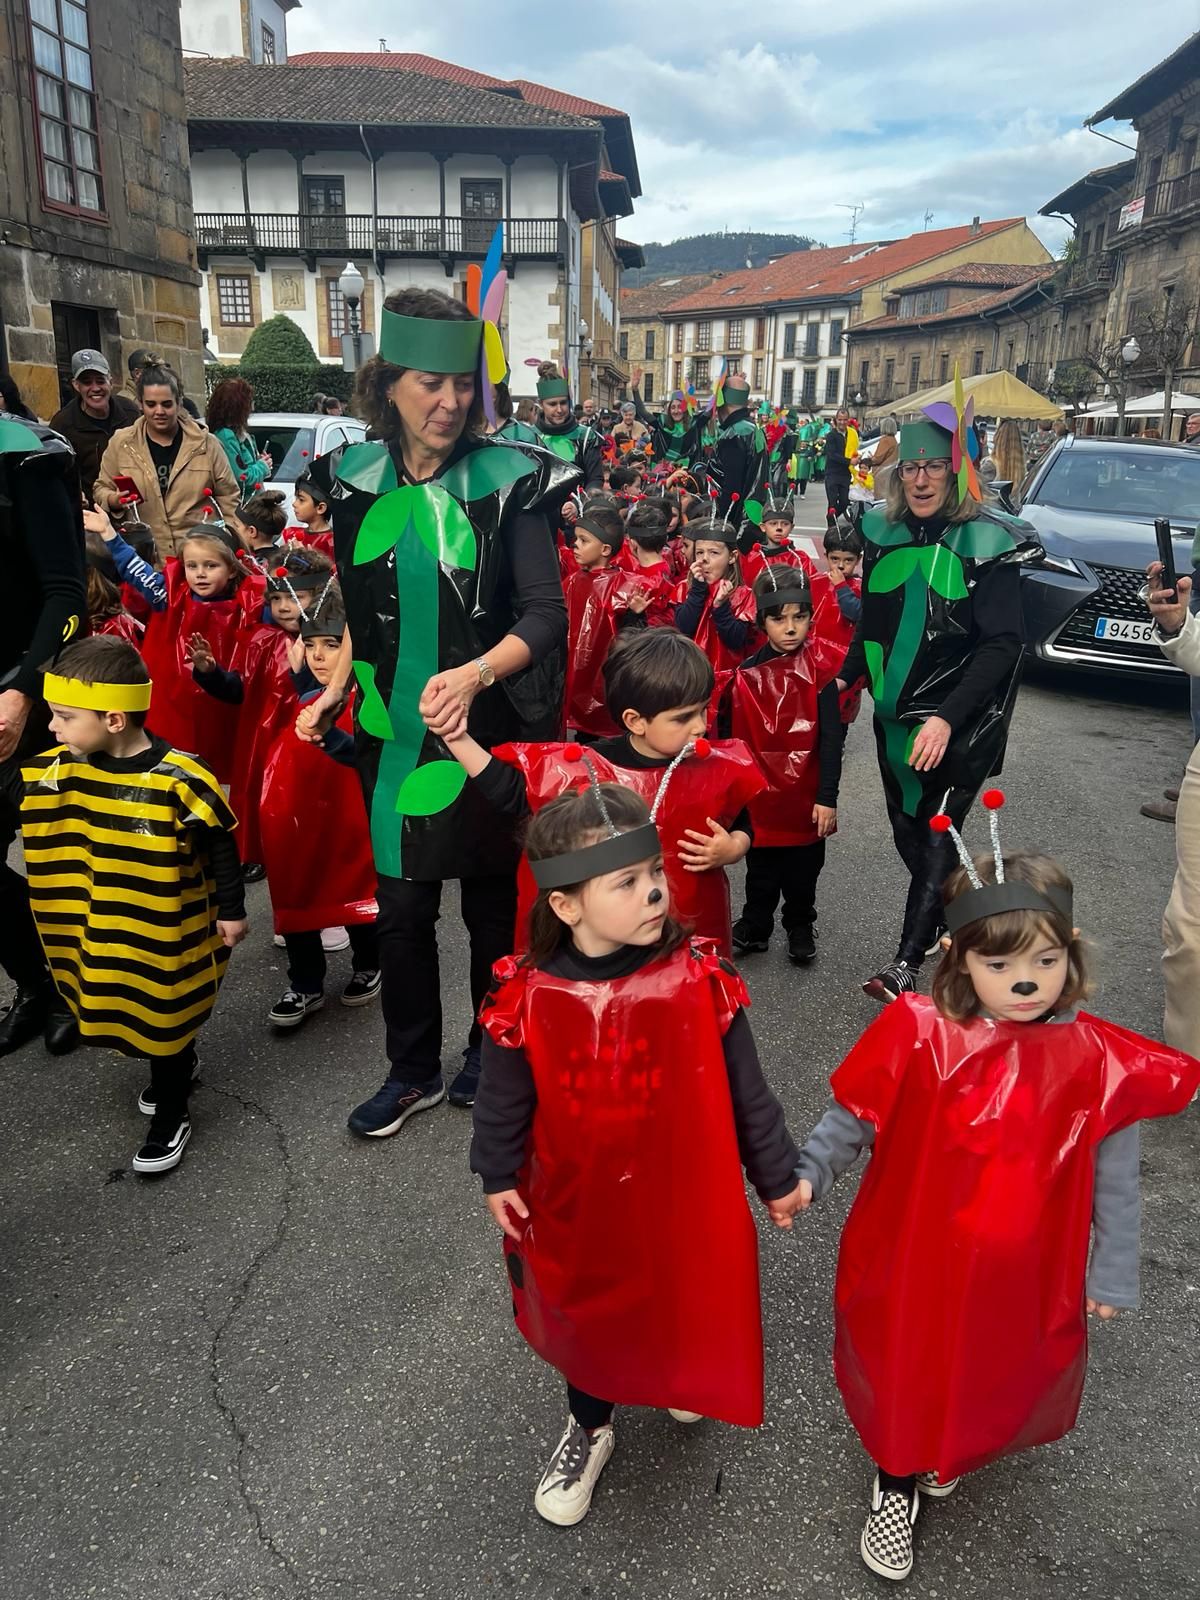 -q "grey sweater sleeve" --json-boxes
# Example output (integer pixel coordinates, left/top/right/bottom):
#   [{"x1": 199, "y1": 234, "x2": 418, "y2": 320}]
[
  {"x1": 1087, "y1": 1124, "x2": 1141, "y2": 1308},
  {"x1": 795, "y1": 1102, "x2": 875, "y2": 1200}
]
